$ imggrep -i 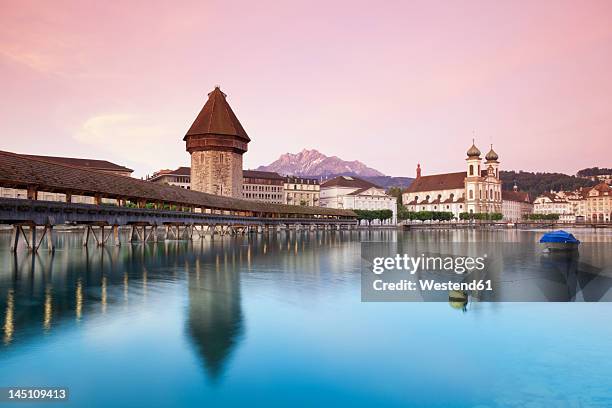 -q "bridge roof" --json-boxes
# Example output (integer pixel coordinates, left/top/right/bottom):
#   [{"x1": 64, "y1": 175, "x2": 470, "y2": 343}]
[{"x1": 0, "y1": 150, "x2": 354, "y2": 217}]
